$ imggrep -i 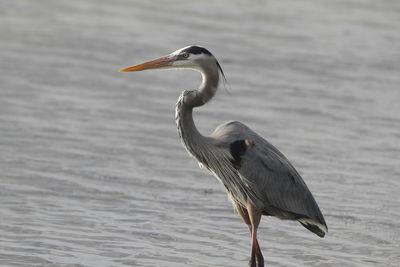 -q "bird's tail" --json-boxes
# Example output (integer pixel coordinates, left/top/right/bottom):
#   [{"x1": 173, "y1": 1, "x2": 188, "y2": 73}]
[{"x1": 298, "y1": 218, "x2": 328, "y2": 238}]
